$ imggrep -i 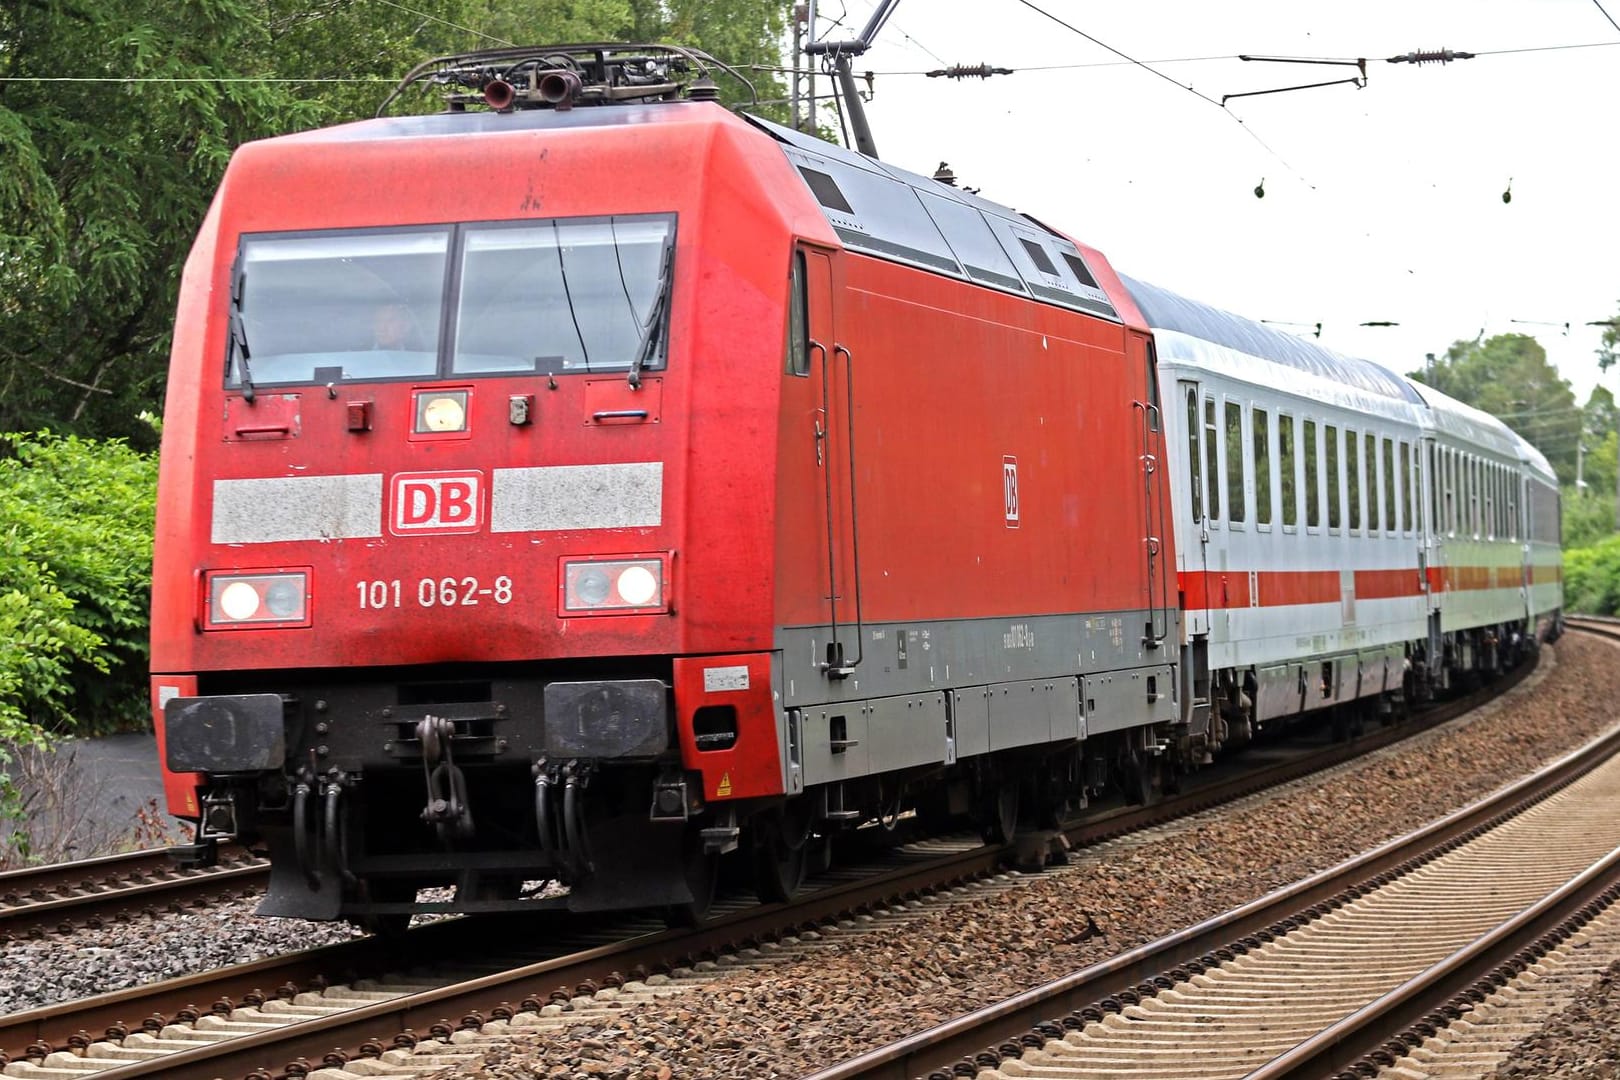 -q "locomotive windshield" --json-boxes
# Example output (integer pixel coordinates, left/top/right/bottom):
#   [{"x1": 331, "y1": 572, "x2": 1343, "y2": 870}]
[{"x1": 226, "y1": 213, "x2": 675, "y2": 389}]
